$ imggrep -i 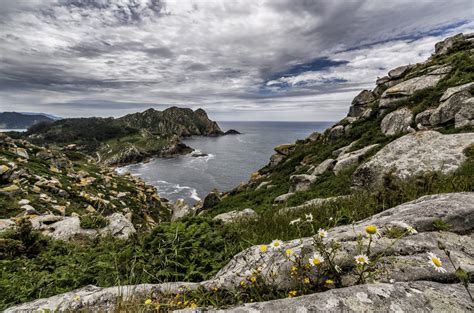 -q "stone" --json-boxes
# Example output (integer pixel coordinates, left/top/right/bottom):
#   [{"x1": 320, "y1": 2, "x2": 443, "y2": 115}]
[
  {"x1": 307, "y1": 132, "x2": 321, "y2": 142},
  {"x1": 0, "y1": 184, "x2": 21, "y2": 196},
  {"x1": 352, "y1": 131, "x2": 474, "y2": 187},
  {"x1": 18, "y1": 199, "x2": 30, "y2": 205},
  {"x1": 380, "y1": 107, "x2": 414, "y2": 136},
  {"x1": 5, "y1": 283, "x2": 200, "y2": 313},
  {"x1": 191, "y1": 282, "x2": 472, "y2": 313},
  {"x1": 202, "y1": 190, "x2": 221, "y2": 209},
  {"x1": 15, "y1": 147, "x2": 29, "y2": 159},
  {"x1": 289, "y1": 174, "x2": 317, "y2": 192},
  {"x1": 311, "y1": 158, "x2": 336, "y2": 176},
  {"x1": 430, "y1": 82, "x2": 473, "y2": 126},
  {"x1": 21, "y1": 204, "x2": 40, "y2": 215},
  {"x1": 206, "y1": 193, "x2": 474, "y2": 290},
  {"x1": 274, "y1": 144, "x2": 295, "y2": 156},
  {"x1": 333, "y1": 144, "x2": 379, "y2": 175},
  {"x1": 375, "y1": 76, "x2": 390, "y2": 85},
  {"x1": 388, "y1": 65, "x2": 412, "y2": 79},
  {"x1": 278, "y1": 195, "x2": 350, "y2": 214},
  {"x1": 85, "y1": 205, "x2": 96, "y2": 213},
  {"x1": 455, "y1": 99, "x2": 474, "y2": 128},
  {"x1": 327, "y1": 125, "x2": 345, "y2": 142},
  {"x1": 379, "y1": 67, "x2": 451, "y2": 110},
  {"x1": 101, "y1": 213, "x2": 136, "y2": 239},
  {"x1": 256, "y1": 181, "x2": 271, "y2": 190},
  {"x1": 434, "y1": 33, "x2": 465, "y2": 56},
  {"x1": 415, "y1": 108, "x2": 436, "y2": 126},
  {"x1": 171, "y1": 199, "x2": 192, "y2": 221},
  {"x1": 0, "y1": 219, "x2": 15, "y2": 231},
  {"x1": 269, "y1": 153, "x2": 285, "y2": 168},
  {"x1": 213, "y1": 208, "x2": 258, "y2": 224},
  {"x1": 273, "y1": 192, "x2": 294, "y2": 204},
  {"x1": 0, "y1": 164, "x2": 9, "y2": 175}
]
